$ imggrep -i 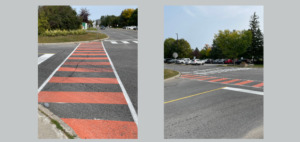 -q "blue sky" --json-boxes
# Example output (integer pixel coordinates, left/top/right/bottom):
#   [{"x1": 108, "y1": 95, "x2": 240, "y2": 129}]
[
  {"x1": 71, "y1": 6, "x2": 138, "y2": 21},
  {"x1": 164, "y1": 6, "x2": 264, "y2": 50}
]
